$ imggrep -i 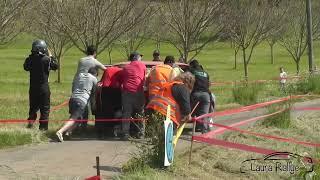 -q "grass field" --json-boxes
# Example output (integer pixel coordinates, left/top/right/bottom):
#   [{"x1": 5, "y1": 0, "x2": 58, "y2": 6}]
[
  {"x1": 0, "y1": 34, "x2": 319, "y2": 143},
  {"x1": 0, "y1": 34, "x2": 320, "y2": 179},
  {"x1": 1, "y1": 34, "x2": 319, "y2": 120}
]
